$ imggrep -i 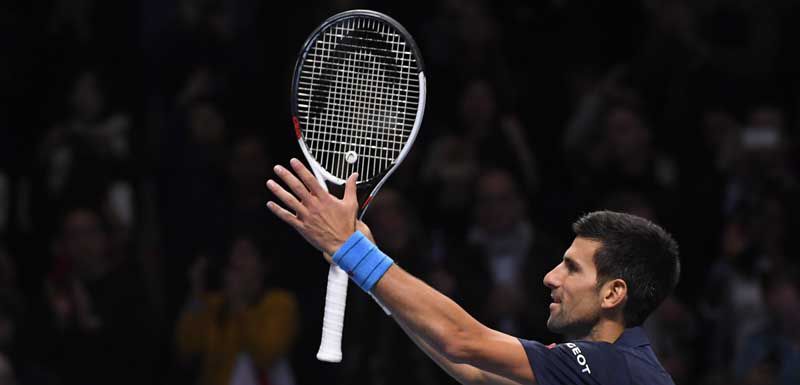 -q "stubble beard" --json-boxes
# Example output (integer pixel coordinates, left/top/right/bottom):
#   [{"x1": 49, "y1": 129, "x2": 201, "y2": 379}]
[{"x1": 546, "y1": 307, "x2": 598, "y2": 340}]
